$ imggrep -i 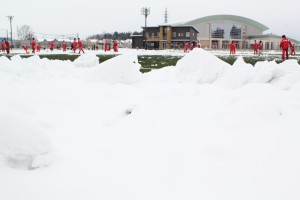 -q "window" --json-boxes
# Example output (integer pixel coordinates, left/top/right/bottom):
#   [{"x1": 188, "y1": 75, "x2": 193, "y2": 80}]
[
  {"x1": 173, "y1": 32, "x2": 176, "y2": 38},
  {"x1": 211, "y1": 23, "x2": 242, "y2": 39},
  {"x1": 152, "y1": 33, "x2": 154, "y2": 38},
  {"x1": 186, "y1": 32, "x2": 190, "y2": 38}
]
